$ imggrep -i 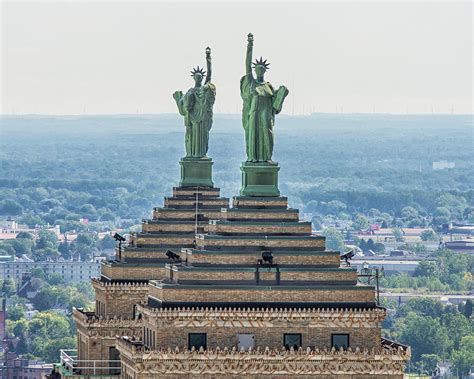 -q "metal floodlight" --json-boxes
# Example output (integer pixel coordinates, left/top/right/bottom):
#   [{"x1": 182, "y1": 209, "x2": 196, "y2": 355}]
[
  {"x1": 340, "y1": 250, "x2": 354, "y2": 266},
  {"x1": 261, "y1": 251, "x2": 273, "y2": 264},
  {"x1": 113, "y1": 233, "x2": 126, "y2": 242},
  {"x1": 166, "y1": 250, "x2": 180, "y2": 261}
]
